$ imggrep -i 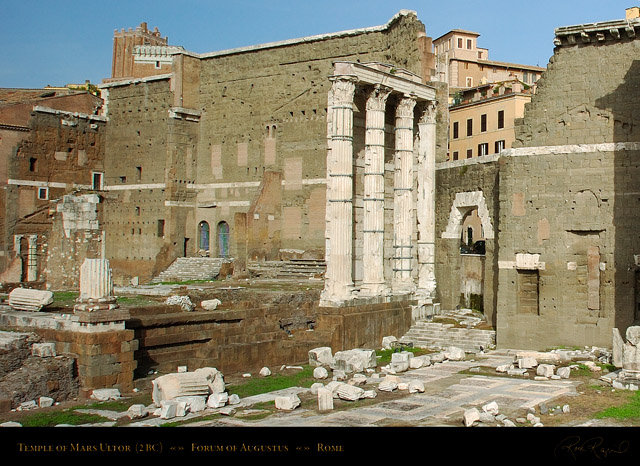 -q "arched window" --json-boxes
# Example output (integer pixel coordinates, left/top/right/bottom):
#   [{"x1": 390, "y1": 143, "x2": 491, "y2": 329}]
[
  {"x1": 217, "y1": 221, "x2": 230, "y2": 258},
  {"x1": 198, "y1": 221, "x2": 210, "y2": 252}
]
